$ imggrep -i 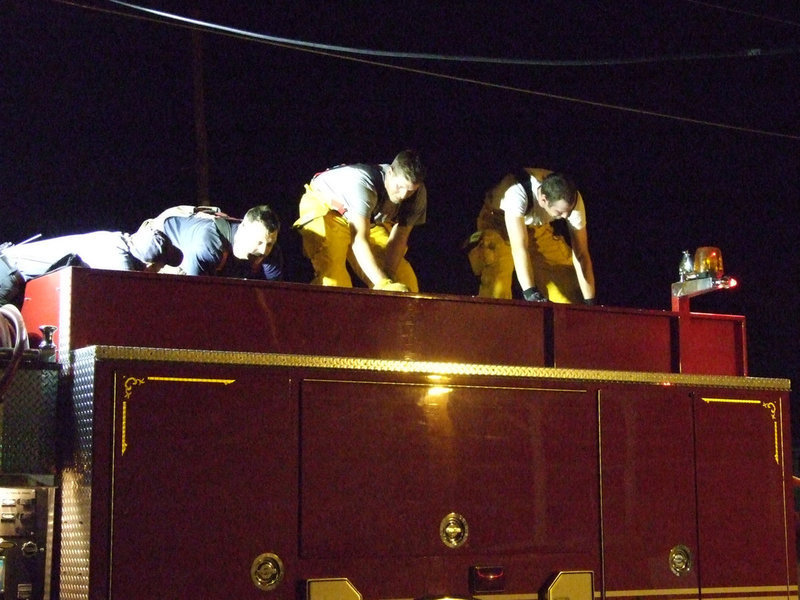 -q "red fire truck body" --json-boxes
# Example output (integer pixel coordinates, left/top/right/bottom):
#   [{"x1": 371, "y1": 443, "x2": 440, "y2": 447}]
[{"x1": 21, "y1": 268, "x2": 796, "y2": 600}]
